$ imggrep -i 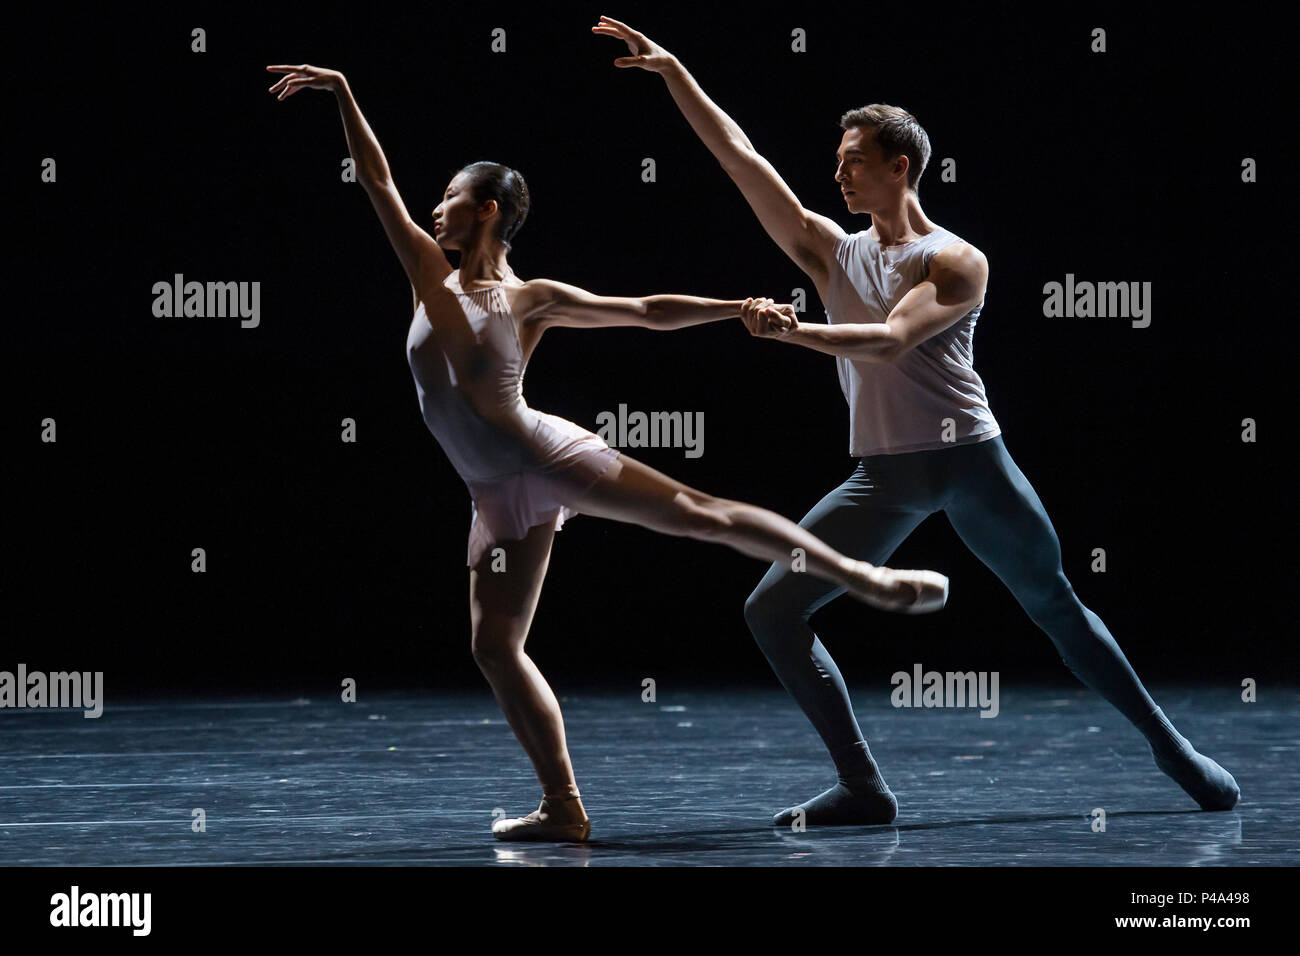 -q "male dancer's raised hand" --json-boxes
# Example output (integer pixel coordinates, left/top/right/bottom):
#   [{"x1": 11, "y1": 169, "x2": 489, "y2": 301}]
[
  {"x1": 266, "y1": 64, "x2": 344, "y2": 99},
  {"x1": 591, "y1": 16, "x2": 678, "y2": 72},
  {"x1": 592, "y1": 15, "x2": 845, "y2": 297}
]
